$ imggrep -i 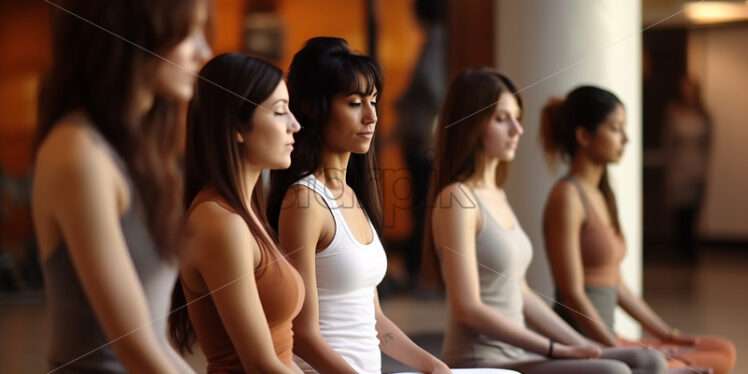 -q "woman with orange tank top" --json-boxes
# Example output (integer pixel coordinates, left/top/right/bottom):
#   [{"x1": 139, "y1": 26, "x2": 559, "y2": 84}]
[
  {"x1": 168, "y1": 53, "x2": 304, "y2": 373},
  {"x1": 541, "y1": 86, "x2": 736, "y2": 374}
]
